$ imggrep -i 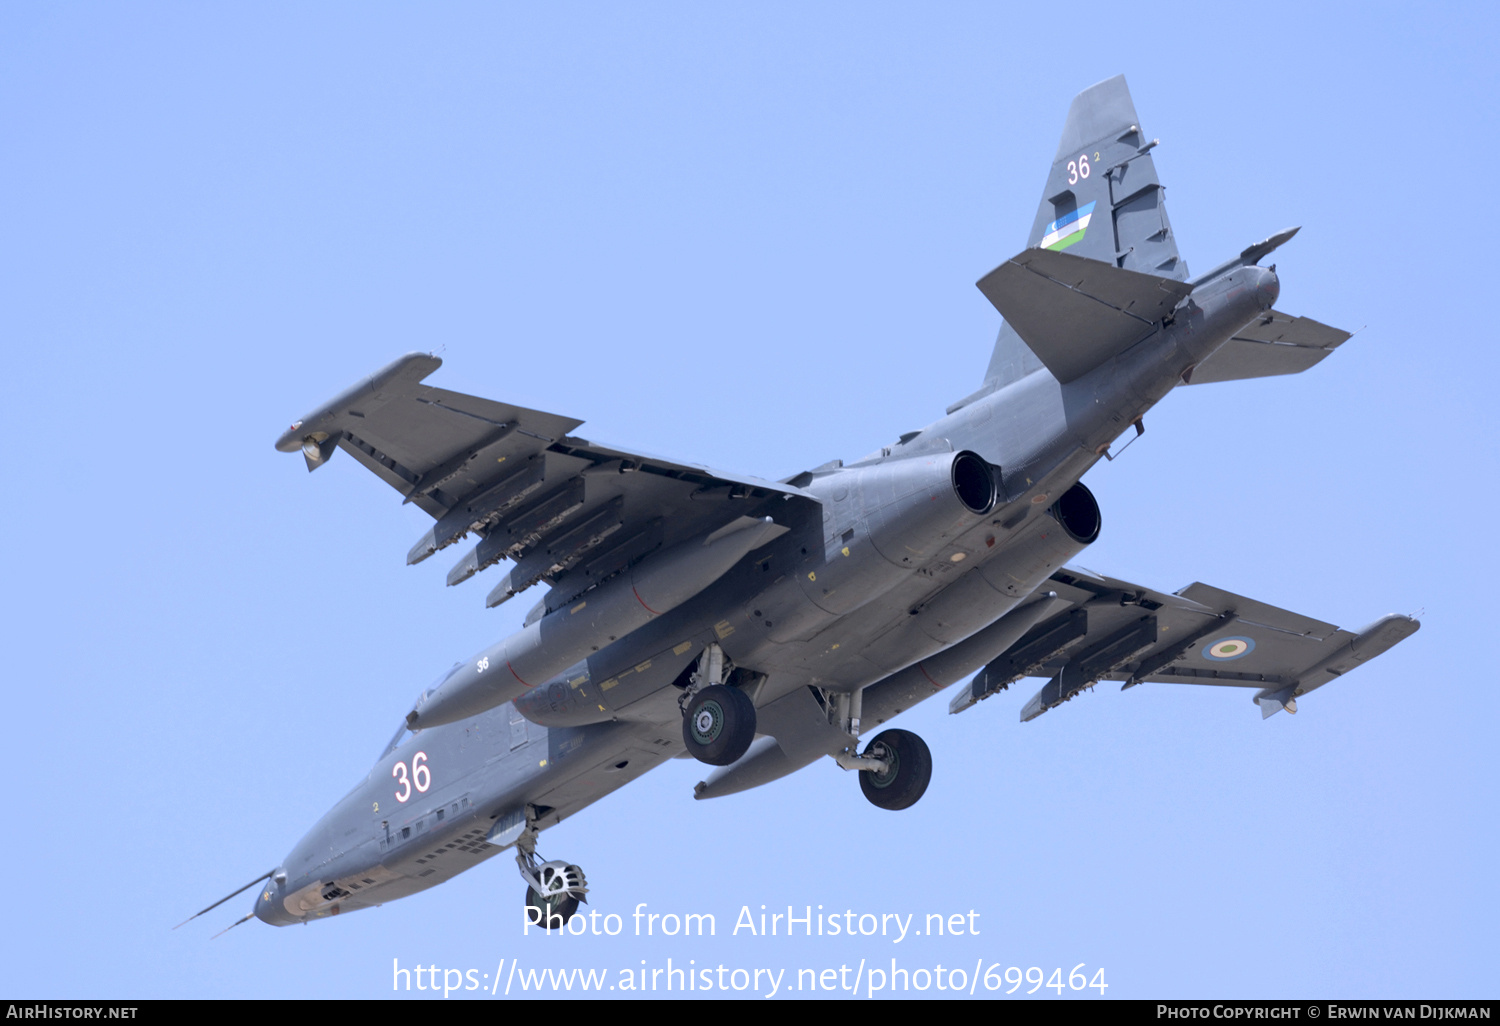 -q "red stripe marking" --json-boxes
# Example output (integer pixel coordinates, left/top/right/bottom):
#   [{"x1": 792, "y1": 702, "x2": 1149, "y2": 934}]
[
  {"x1": 919, "y1": 663, "x2": 941, "y2": 688},
  {"x1": 508, "y1": 662, "x2": 534, "y2": 688},
  {"x1": 633, "y1": 585, "x2": 661, "y2": 616}
]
